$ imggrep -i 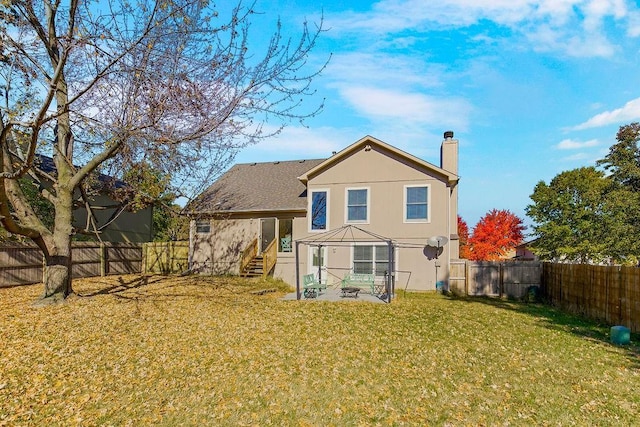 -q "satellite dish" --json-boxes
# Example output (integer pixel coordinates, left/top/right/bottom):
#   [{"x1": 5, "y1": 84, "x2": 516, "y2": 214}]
[{"x1": 427, "y1": 236, "x2": 448, "y2": 247}]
